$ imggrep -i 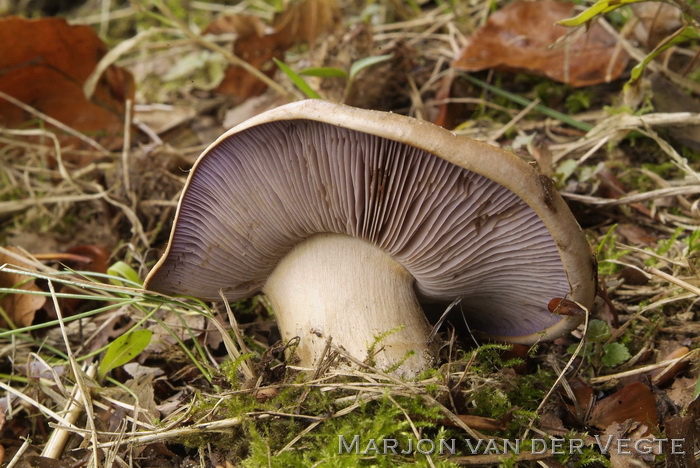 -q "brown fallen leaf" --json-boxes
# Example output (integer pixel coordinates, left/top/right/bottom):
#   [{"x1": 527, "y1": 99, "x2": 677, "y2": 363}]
[
  {"x1": 615, "y1": 223, "x2": 658, "y2": 247},
  {"x1": 548, "y1": 297, "x2": 586, "y2": 317},
  {"x1": 665, "y1": 376, "x2": 696, "y2": 410},
  {"x1": 63, "y1": 244, "x2": 111, "y2": 274},
  {"x1": 205, "y1": 14, "x2": 286, "y2": 100},
  {"x1": 0, "y1": 17, "x2": 134, "y2": 153},
  {"x1": 32, "y1": 245, "x2": 111, "y2": 316},
  {"x1": 15, "y1": 456, "x2": 71, "y2": 468},
  {"x1": 589, "y1": 382, "x2": 658, "y2": 432},
  {"x1": 438, "y1": 414, "x2": 508, "y2": 432},
  {"x1": 453, "y1": 1, "x2": 629, "y2": 87},
  {"x1": 664, "y1": 397, "x2": 699, "y2": 468},
  {"x1": 649, "y1": 347, "x2": 691, "y2": 387},
  {"x1": 602, "y1": 420, "x2": 659, "y2": 467},
  {"x1": 207, "y1": 0, "x2": 339, "y2": 100},
  {"x1": 560, "y1": 378, "x2": 594, "y2": 425},
  {"x1": 33, "y1": 244, "x2": 110, "y2": 274},
  {"x1": 0, "y1": 248, "x2": 46, "y2": 329}
]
